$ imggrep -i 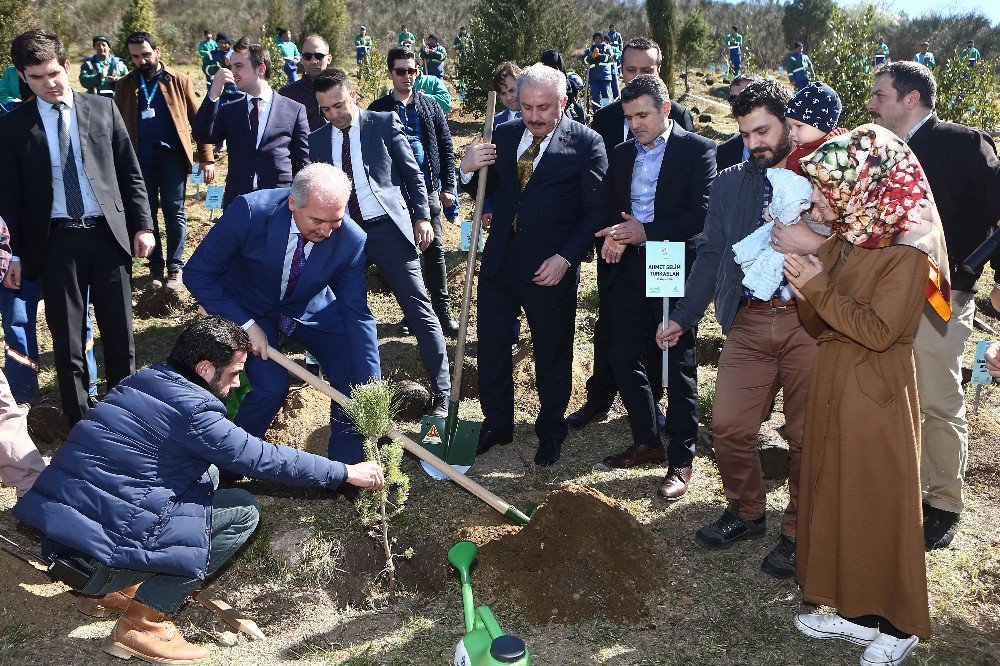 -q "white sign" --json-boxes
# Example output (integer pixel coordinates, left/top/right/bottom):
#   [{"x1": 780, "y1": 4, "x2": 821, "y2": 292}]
[
  {"x1": 460, "y1": 220, "x2": 484, "y2": 252},
  {"x1": 972, "y1": 340, "x2": 995, "y2": 385},
  {"x1": 205, "y1": 185, "x2": 225, "y2": 210},
  {"x1": 645, "y1": 241, "x2": 686, "y2": 298}
]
